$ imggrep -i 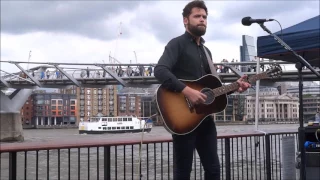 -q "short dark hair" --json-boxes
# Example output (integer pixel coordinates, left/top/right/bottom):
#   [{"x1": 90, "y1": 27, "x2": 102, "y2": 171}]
[{"x1": 182, "y1": 0, "x2": 208, "y2": 18}]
